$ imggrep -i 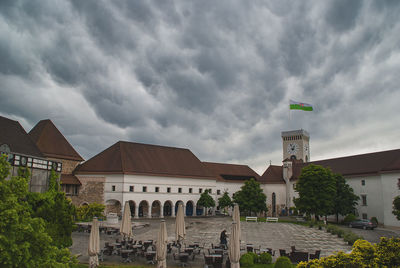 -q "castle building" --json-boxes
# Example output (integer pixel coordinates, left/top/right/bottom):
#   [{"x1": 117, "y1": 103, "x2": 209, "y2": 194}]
[{"x1": 1, "y1": 114, "x2": 399, "y2": 227}]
